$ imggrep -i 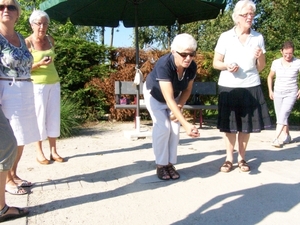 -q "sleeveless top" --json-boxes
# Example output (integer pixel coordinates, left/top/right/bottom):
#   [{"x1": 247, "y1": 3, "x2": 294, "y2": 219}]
[
  {"x1": 30, "y1": 35, "x2": 60, "y2": 84},
  {"x1": 0, "y1": 32, "x2": 33, "y2": 78}
]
